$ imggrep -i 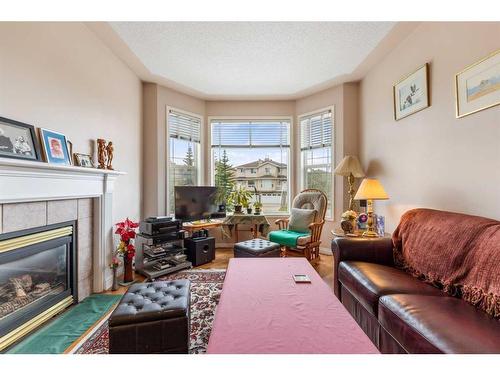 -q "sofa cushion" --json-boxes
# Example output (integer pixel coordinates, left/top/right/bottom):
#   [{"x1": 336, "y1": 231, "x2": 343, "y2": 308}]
[
  {"x1": 379, "y1": 294, "x2": 500, "y2": 354},
  {"x1": 338, "y1": 261, "x2": 443, "y2": 317}
]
